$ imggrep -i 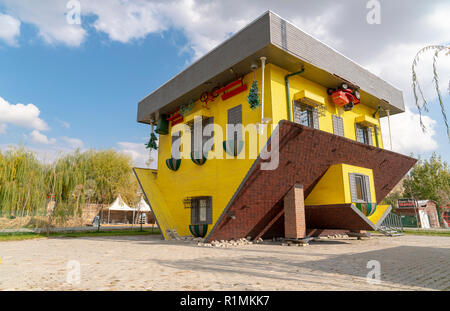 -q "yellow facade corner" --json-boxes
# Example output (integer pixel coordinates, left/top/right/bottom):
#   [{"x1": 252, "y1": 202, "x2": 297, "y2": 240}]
[
  {"x1": 293, "y1": 89, "x2": 326, "y2": 107},
  {"x1": 355, "y1": 114, "x2": 379, "y2": 127}
]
